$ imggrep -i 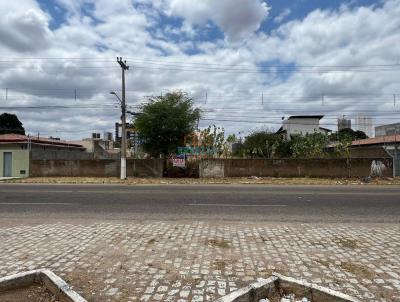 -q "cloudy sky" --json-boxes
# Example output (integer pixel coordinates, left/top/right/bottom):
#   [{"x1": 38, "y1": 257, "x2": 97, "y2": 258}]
[{"x1": 0, "y1": 0, "x2": 399, "y2": 139}]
